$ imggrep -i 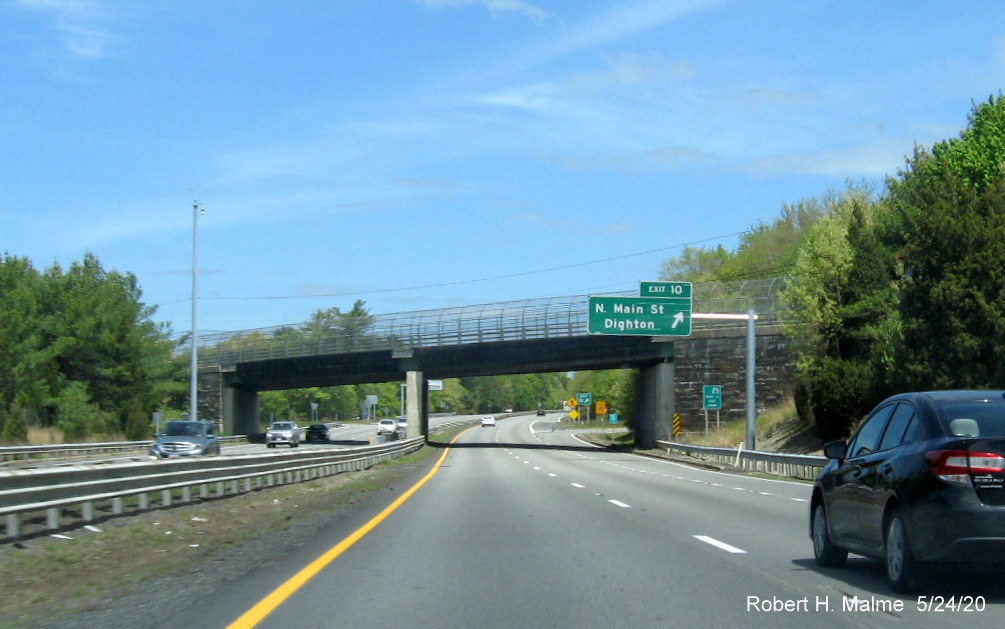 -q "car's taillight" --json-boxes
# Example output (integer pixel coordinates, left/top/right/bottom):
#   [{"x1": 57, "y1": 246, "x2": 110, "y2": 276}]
[{"x1": 925, "y1": 450, "x2": 1005, "y2": 483}]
